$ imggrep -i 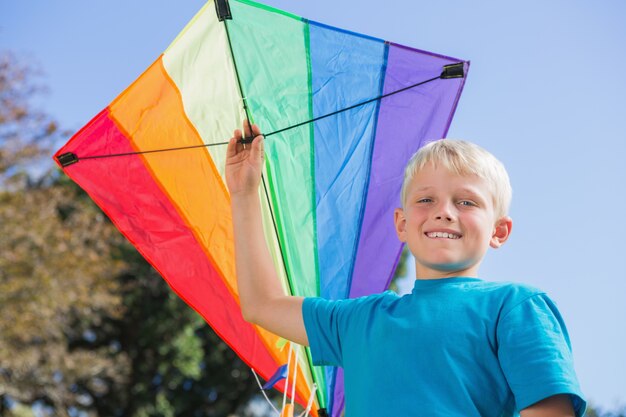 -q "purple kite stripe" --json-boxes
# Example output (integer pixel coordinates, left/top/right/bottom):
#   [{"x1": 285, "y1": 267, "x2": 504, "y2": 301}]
[
  {"x1": 331, "y1": 368, "x2": 345, "y2": 417},
  {"x1": 349, "y1": 46, "x2": 466, "y2": 299},
  {"x1": 331, "y1": 46, "x2": 467, "y2": 417}
]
